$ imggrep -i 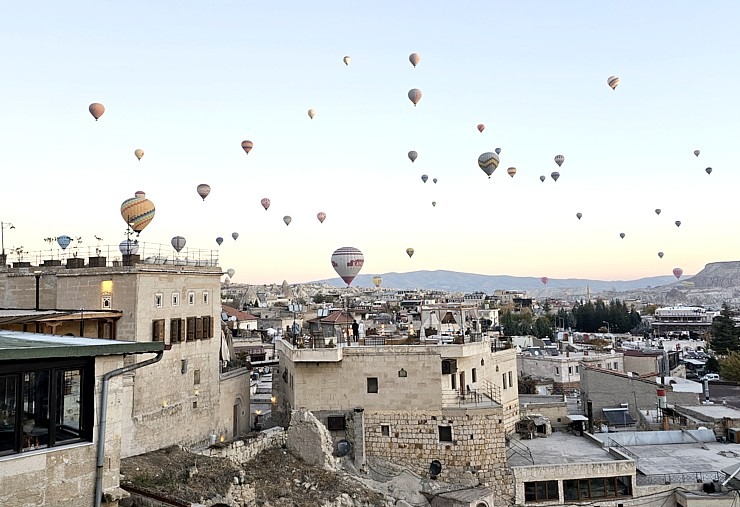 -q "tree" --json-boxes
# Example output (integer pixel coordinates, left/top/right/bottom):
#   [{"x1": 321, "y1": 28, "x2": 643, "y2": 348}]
[
  {"x1": 705, "y1": 356, "x2": 720, "y2": 374},
  {"x1": 720, "y1": 352, "x2": 740, "y2": 381},
  {"x1": 710, "y1": 303, "x2": 740, "y2": 356}
]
